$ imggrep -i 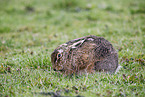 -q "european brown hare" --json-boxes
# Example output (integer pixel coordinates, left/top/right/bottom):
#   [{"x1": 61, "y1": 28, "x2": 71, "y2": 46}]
[{"x1": 51, "y1": 35, "x2": 118, "y2": 75}]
